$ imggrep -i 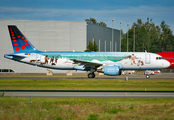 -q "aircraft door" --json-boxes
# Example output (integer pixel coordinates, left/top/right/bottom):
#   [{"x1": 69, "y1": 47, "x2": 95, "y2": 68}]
[
  {"x1": 145, "y1": 54, "x2": 150, "y2": 64},
  {"x1": 36, "y1": 54, "x2": 41, "y2": 63}
]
